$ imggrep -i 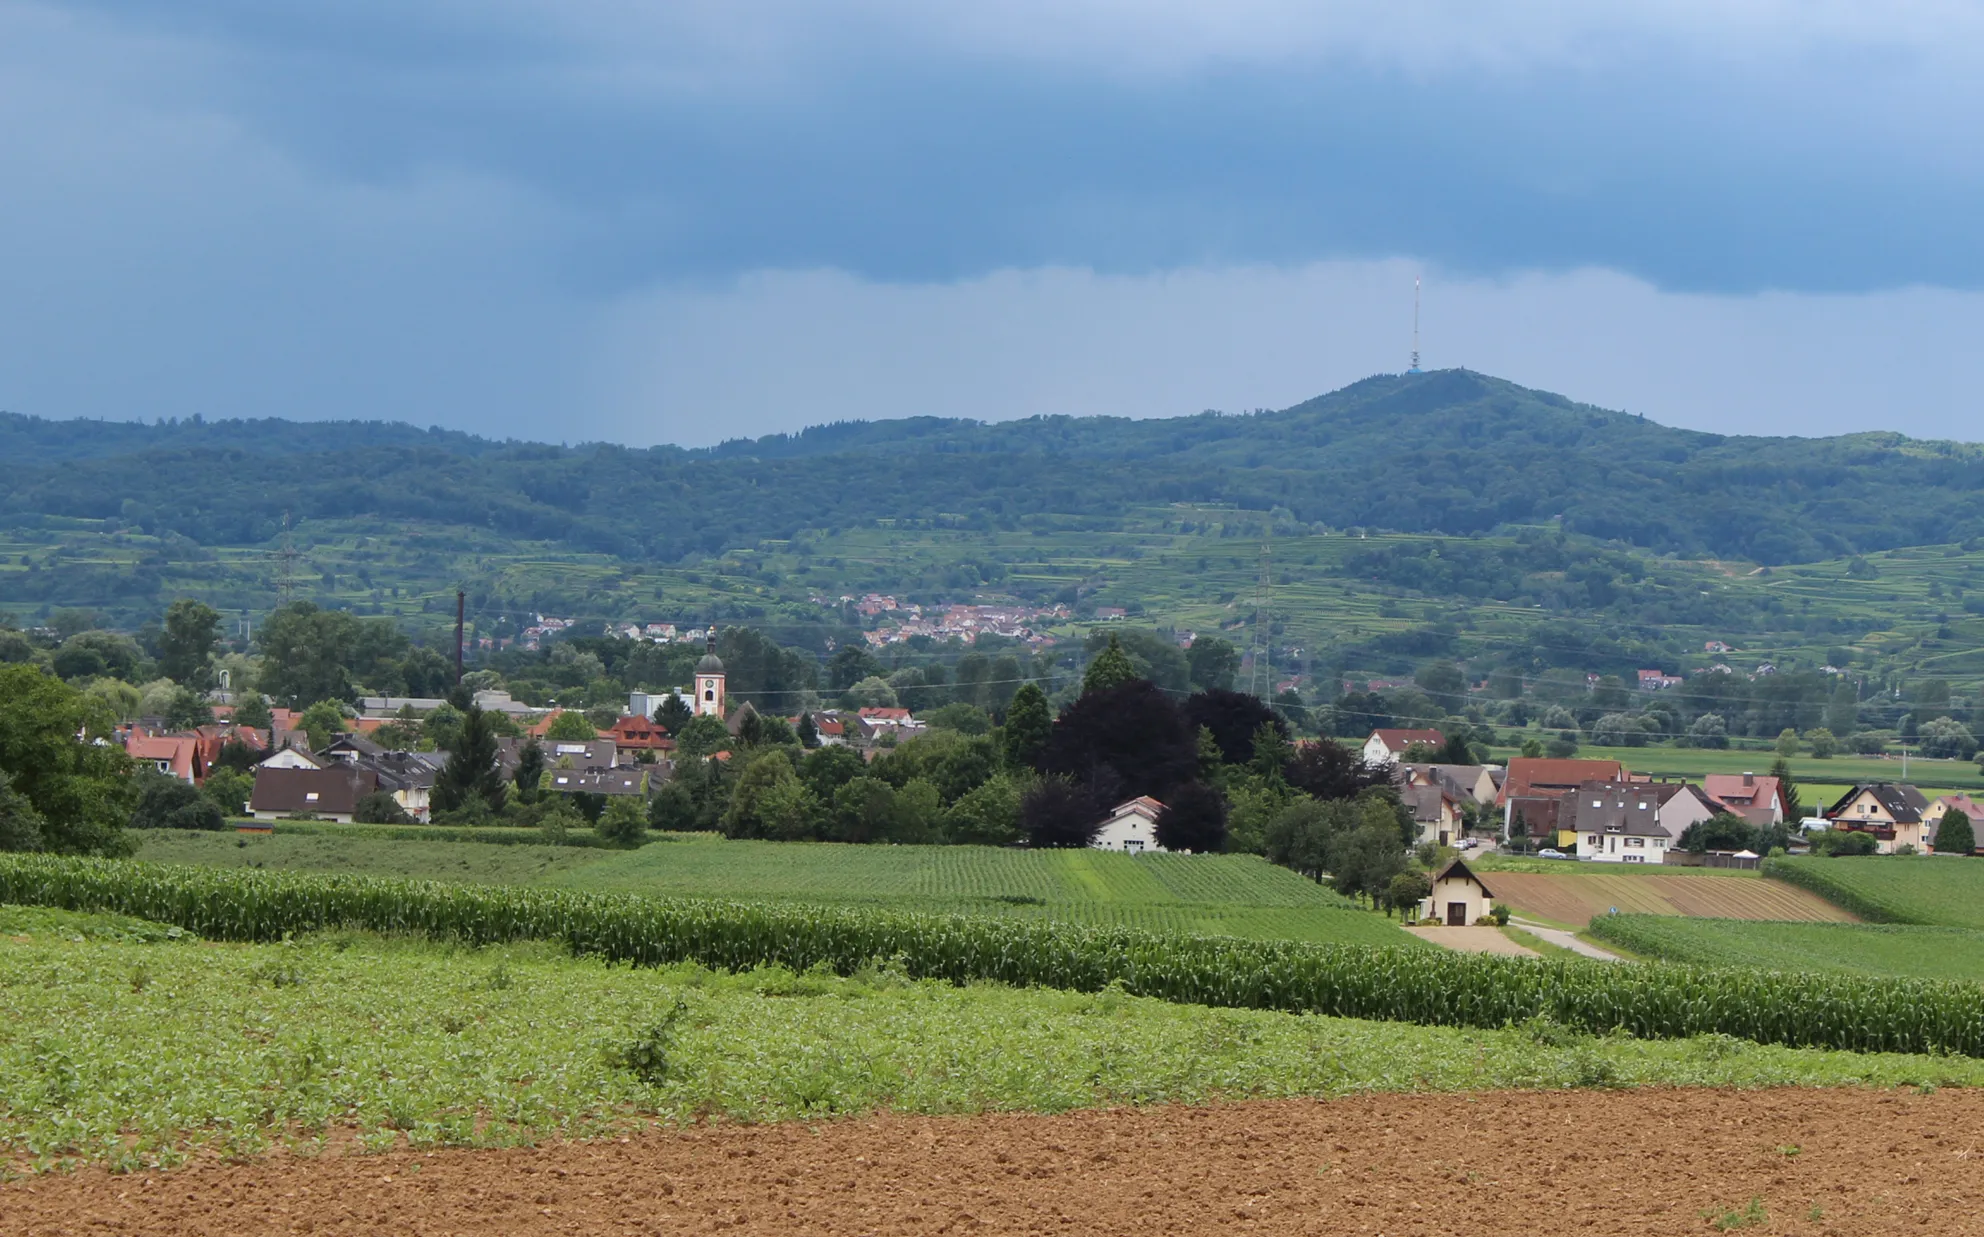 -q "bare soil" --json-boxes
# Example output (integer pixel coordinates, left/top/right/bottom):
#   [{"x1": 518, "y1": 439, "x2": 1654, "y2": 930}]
[
  {"x1": 9, "y1": 1088, "x2": 1982, "y2": 1235},
  {"x1": 1486, "y1": 871, "x2": 1855, "y2": 927}
]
